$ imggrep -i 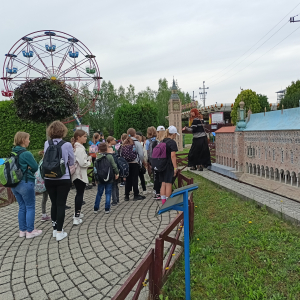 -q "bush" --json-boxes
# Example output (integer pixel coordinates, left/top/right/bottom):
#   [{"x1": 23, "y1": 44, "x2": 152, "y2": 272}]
[
  {"x1": 114, "y1": 103, "x2": 158, "y2": 138},
  {"x1": 13, "y1": 78, "x2": 77, "y2": 123},
  {"x1": 0, "y1": 100, "x2": 46, "y2": 158}
]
